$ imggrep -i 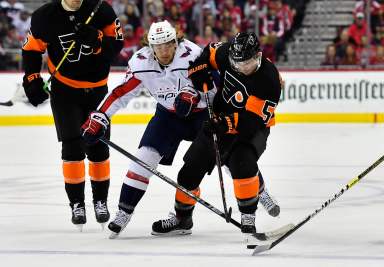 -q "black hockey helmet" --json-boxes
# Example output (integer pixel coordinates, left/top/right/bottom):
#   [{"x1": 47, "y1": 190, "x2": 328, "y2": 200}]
[
  {"x1": 229, "y1": 32, "x2": 262, "y2": 74},
  {"x1": 229, "y1": 32, "x2": 260, "y2": 62}
]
